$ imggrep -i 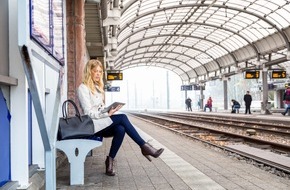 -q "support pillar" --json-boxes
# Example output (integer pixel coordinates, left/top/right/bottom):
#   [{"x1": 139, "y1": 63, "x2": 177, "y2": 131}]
[
  {"x1": 223, "y1": 80, "x2": 228, "y2": 110},
  {"x1": 261, "y1": 69, "x2": 272, "y2": 114},
  {"x1": 200, "y1": 85, "x2": 204, "y2": 110}
]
